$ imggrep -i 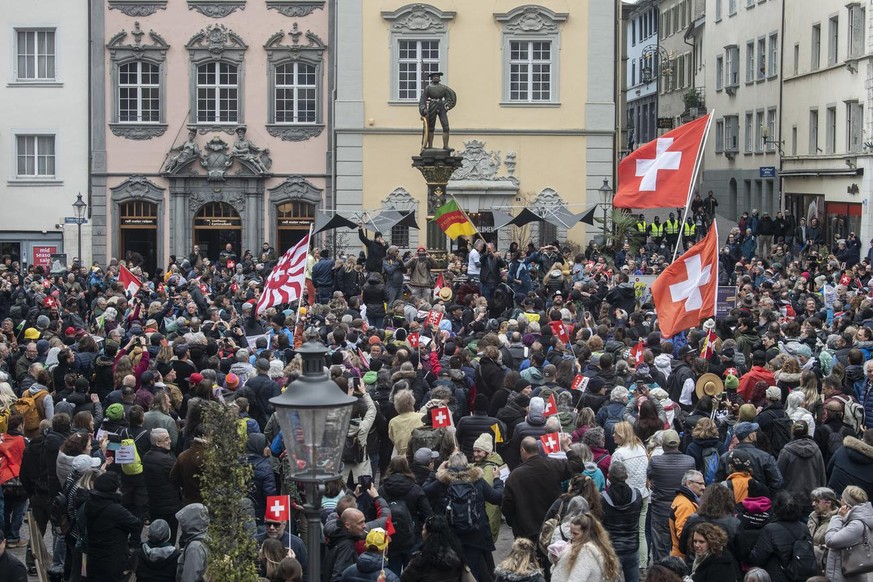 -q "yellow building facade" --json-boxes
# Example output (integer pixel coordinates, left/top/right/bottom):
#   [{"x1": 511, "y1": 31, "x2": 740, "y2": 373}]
[{"x1": 335, "y1": 1, "x2": 616, "y2": 252}]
